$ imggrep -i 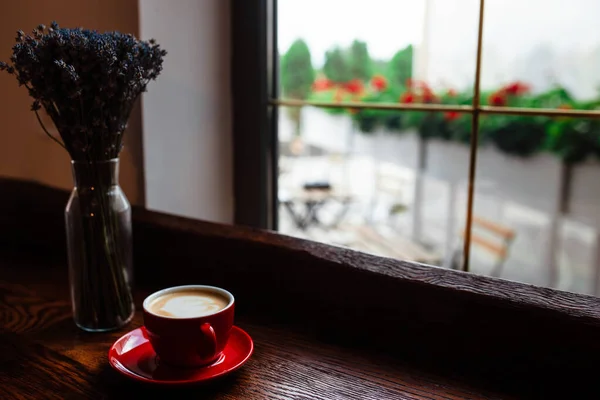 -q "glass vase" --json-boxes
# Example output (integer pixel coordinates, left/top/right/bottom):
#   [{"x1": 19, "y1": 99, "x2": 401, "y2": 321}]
[{"x1": 65, "y1": 158, "x2": 135, "y2": 332}]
